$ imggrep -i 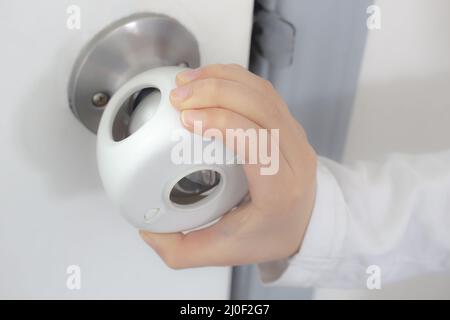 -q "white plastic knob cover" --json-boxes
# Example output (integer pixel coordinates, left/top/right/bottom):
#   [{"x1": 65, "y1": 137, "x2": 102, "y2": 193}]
[{"x1": 96, "y1": 66, "x2": 248, "y2": 233}]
